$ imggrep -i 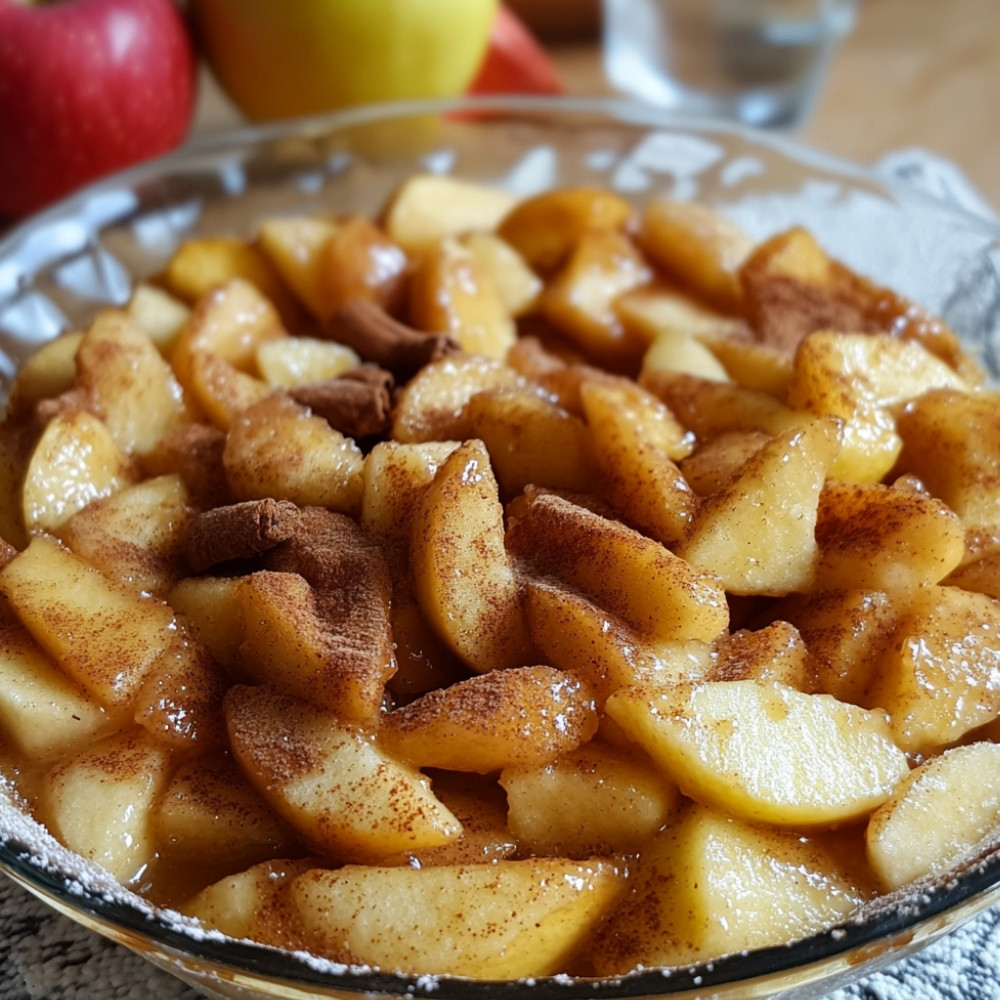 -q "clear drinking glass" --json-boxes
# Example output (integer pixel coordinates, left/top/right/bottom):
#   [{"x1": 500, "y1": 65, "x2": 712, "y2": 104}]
[{"x1": 603, "y1": 0, "x2": 859, "y2": 128}]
